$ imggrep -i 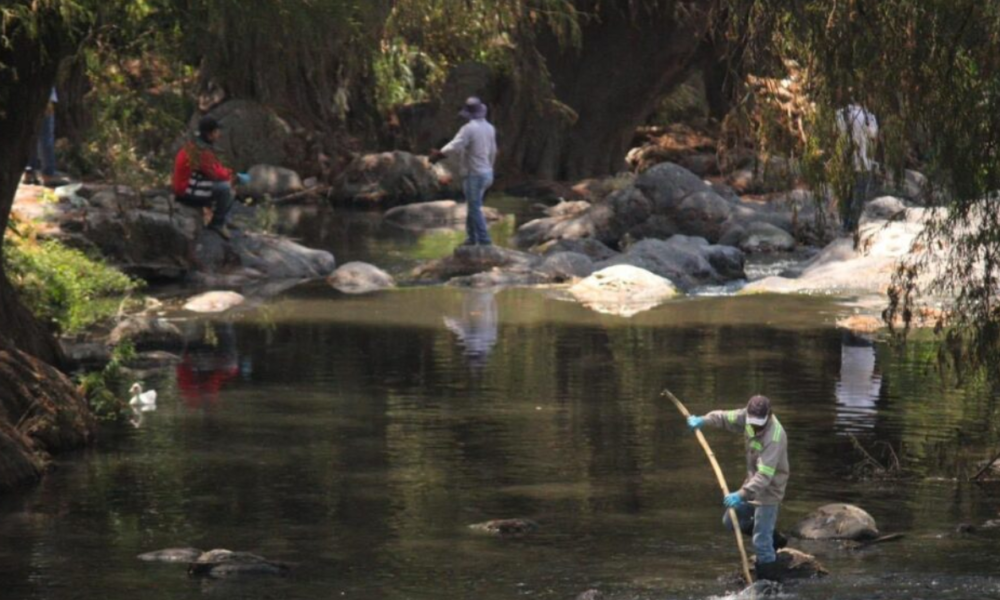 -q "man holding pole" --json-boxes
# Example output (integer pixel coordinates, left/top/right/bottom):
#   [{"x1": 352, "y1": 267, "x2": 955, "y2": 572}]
[{"x1": 688, "y1": 395, "x2": 789, "y2": 582}]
